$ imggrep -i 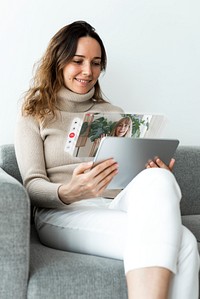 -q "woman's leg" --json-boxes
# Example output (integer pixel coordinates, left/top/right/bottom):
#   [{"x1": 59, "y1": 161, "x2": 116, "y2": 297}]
[
  {"x1": 125, "y1": 227, "x2": 199, "y2": 299},
  {"x1": 111, "y1": 168, "x2": 199, "y2": 299},
  {"x1": 35, "y1": 198, "x2": 127, "y2": 260},
  {"x1": 35, "y1": 168, "x2": 199, "y2": 299},
  {"x1": 168, "y1": 226, "x2": 199, "y2": 299},
  {"x1": 126, "y1": 267, "x2": 171, "y2": 299},
  {"x1": 111, "y1": 168, "x2": 182, "y2": 273}
]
